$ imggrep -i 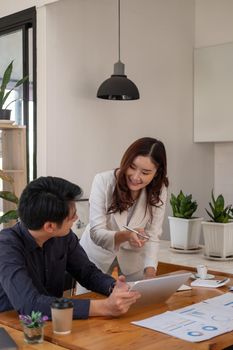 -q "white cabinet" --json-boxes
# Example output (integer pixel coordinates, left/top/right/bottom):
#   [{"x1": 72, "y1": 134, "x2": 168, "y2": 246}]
[{"x1": 194, "y1": 42, "x2": 233, "y2": 142}]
